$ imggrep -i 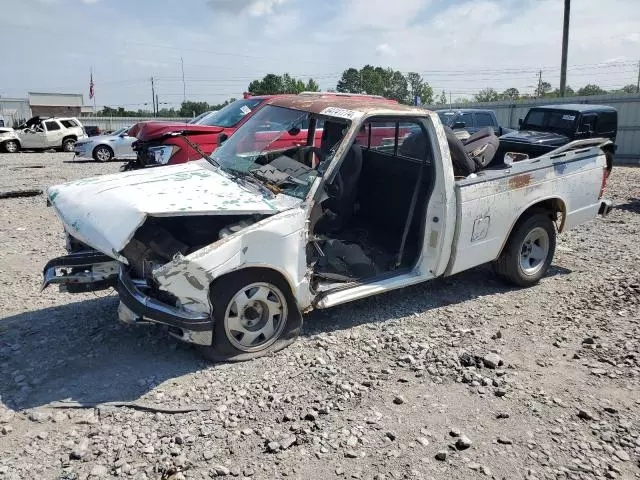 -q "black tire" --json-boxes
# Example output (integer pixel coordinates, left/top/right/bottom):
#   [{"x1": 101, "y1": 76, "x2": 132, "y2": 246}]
[
  {"x1": 62, "y1": 138, "x2": 76, "y2": 152},
  {"x1": 3, "y1": 140, "x2": 20, "y2": 153},
  {"x1": 493, "y1": 210, "x2": 556, "y2": 287},
  {"x1": 93, "y1": 145, "x2": 113, "y2": 162},
  {"x1": 197, "y1": 268, "x2": 303, "y2": 362}
]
